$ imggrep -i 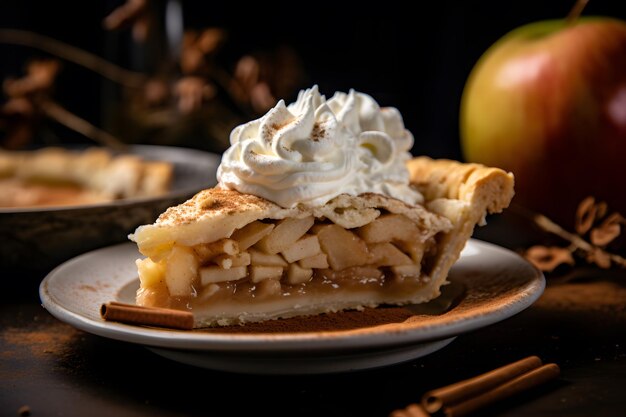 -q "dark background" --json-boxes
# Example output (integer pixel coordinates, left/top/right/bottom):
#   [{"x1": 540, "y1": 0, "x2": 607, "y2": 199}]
[{"x1": 1, "y1": 0, "x2": 626, "y2": 159}]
